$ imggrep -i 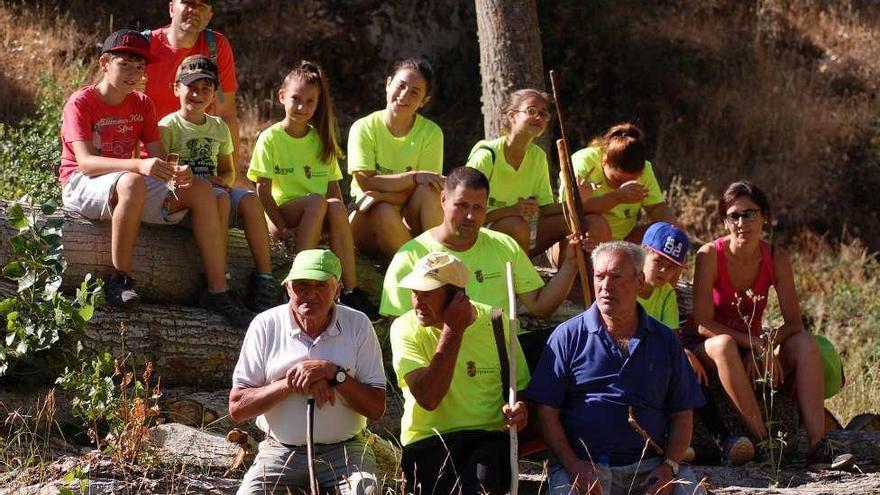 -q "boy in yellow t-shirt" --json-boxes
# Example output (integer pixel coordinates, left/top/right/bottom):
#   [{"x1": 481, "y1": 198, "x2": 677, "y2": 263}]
[
  {"x1": 159, "y1": 55, "x2": 277, "y2": 312},
  {"x1": 564, "y1": 123, "x2": 679, "y2": 243},
  {"x1": 248, "y1": 61, "x2": 379, "y2": 321}
]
